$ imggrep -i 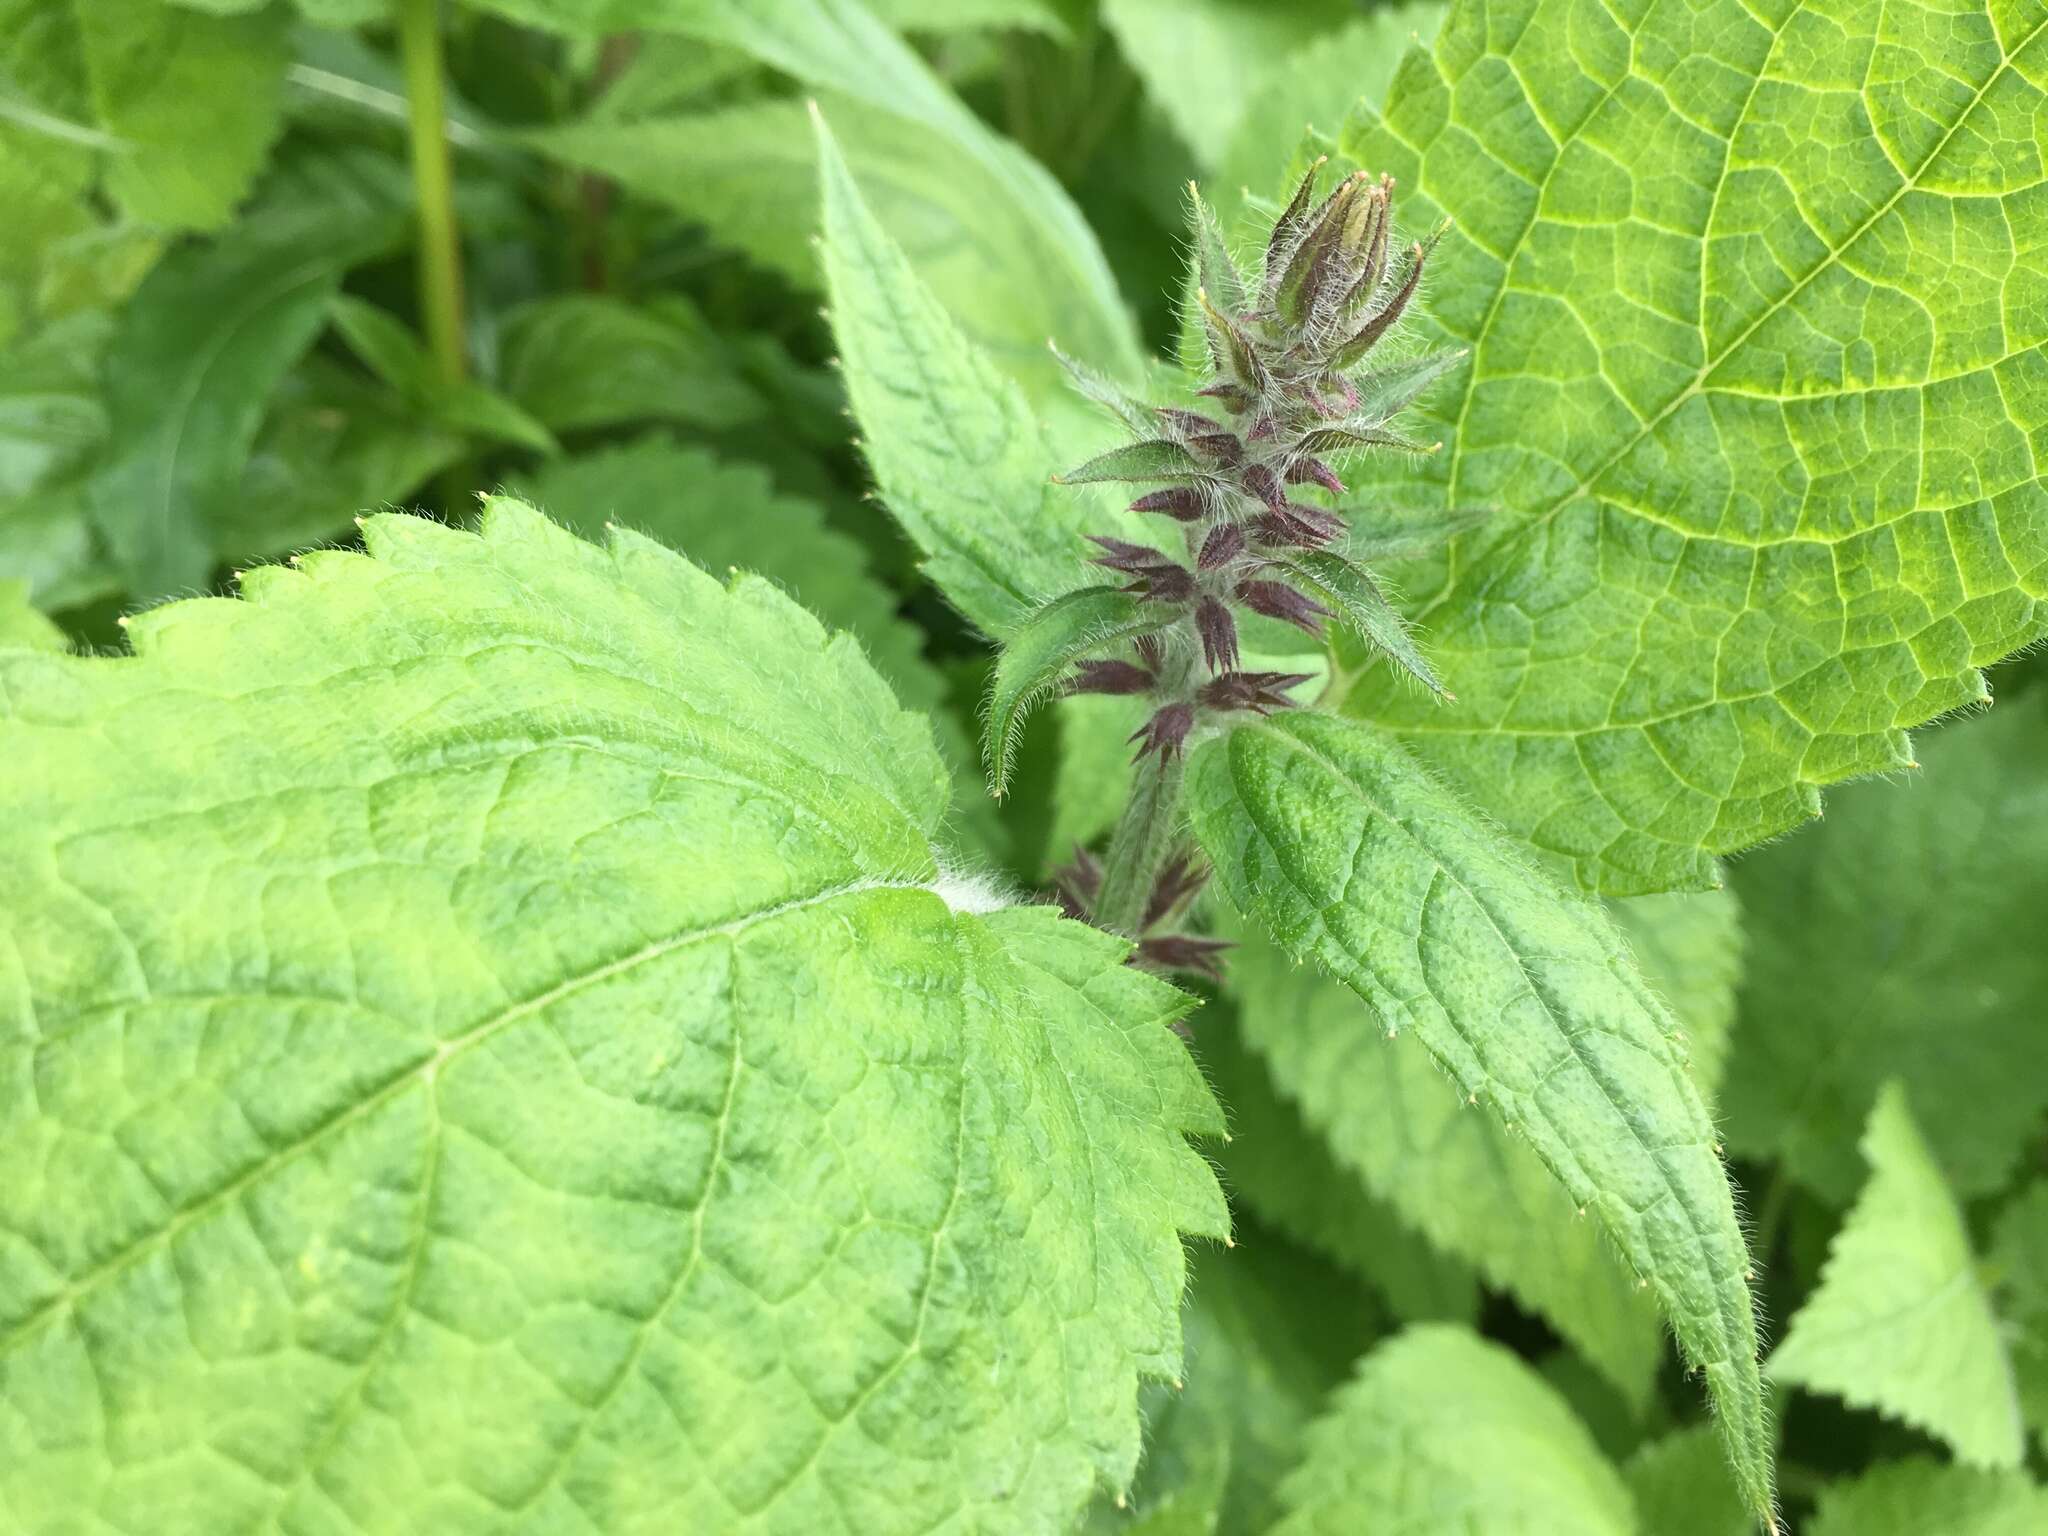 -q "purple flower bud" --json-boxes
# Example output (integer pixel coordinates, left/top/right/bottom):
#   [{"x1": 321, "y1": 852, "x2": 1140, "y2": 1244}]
[
  {"x1": 1067, "y1": 659, "x2": 1155, "y2": 696},
  {"x1": 1129, "y1": 702, "x2": 1194, "y2": 763},
  {"x1": 1136, "y1": 933, "x2": 1233, "y2": 981},
  {"x1": 1143, "y1": 852, "x2": 1212, "y2": 931},
  {"x1": 1247, "y1": 414, "x2": 1277, "y2": 441},
  {"x1": 1156, "y1": 407, "x2": 1218, "y2": 437},
  {"x1": 1051, "y1": 844, "x2": 1102, "y2": 920},
  {"x1": 1130, "y1": 488, "x2": 1205, "y2": 521},
  {"x1": 1287, "y1": 456, "x2": 1346, "y2": 496},
  {"x1": 1195, "y1": 596, "x2": 1239, "y2": 672},
  {"x1": 1240, "y1": 463, "x2": 1286, "y2": 510},
  {"x1": 1198, "y1": 670, "x2": 1315, "y2": 715},
  {"x1": 1088, "y1": 535, "x2": 1166, "y2": 569},
  {"x1": 1134, "y1": 633, "x2": 1165, "y2": 671},
  {"x1": 1237, "y1": 578, "x2": 1334, "y2": 636},
  {"x1": 1197, "y1": 521, "x2": 1247, "y2": 571},
  {"x1": 1089, "y1": 537, "x2": 1196, "y2": 603},
  {"x1": 1190, "y1": 432, "x2": 1244, "y2": 467},
  {"x1": 1251, "y1": 500, "x2": 1347, "y2": 548},
  {"x1": 1197, "y1": 381, "x2": 1253, "y2": 413}
]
